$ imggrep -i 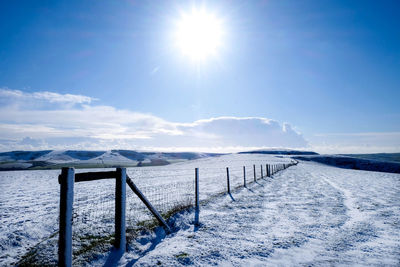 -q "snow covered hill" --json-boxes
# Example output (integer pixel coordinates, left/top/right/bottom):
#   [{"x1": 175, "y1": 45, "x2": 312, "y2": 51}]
[
  {"x1": 239, "y1": 148, "x2": 318, "y2": 155},
  {"x1": 293, "y1": 154, "x2": 400, "y2": 174},
  {"x1": 0, "y1": 150, "x2": 222, "y2": 170}
]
